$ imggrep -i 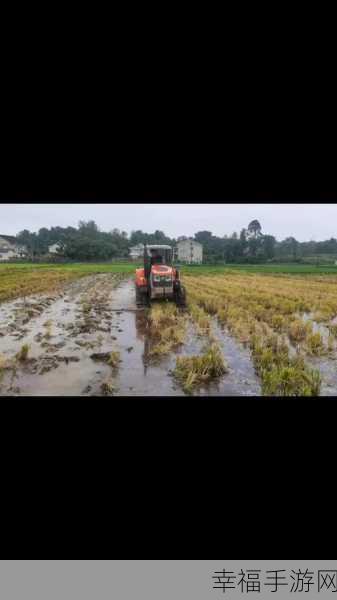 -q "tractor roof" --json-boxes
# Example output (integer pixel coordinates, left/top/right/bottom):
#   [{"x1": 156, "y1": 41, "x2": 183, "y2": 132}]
[{"x1": 146, "y1": 245, "x2": 172, "y2": 250}]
